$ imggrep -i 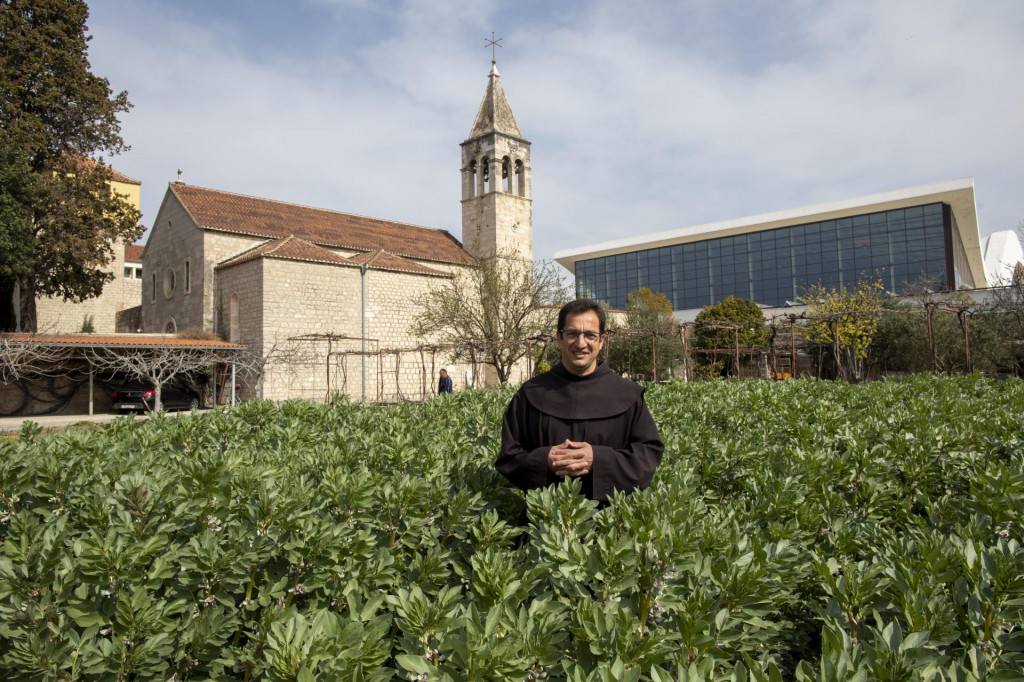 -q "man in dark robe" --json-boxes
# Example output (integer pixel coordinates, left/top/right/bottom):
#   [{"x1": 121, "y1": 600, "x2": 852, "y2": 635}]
[{"x1": 496, "y1": 298, "x2": 663, "y2": 504}]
